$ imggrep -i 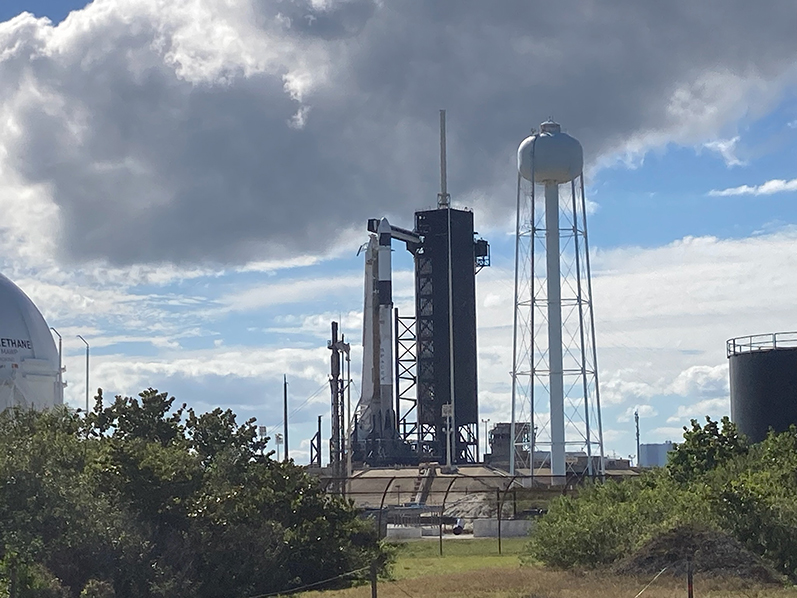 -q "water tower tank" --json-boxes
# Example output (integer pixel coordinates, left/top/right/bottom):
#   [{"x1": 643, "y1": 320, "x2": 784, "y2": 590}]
[
  {"x1": 0, "y1": 273, "x2": 63, "y2": 410},
  {"x1": 517, "y1": 120, "x2": 583, "y2": 183},
  {"x1": 728, "y1": 332, "x2": 797, "y2": 443}
]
